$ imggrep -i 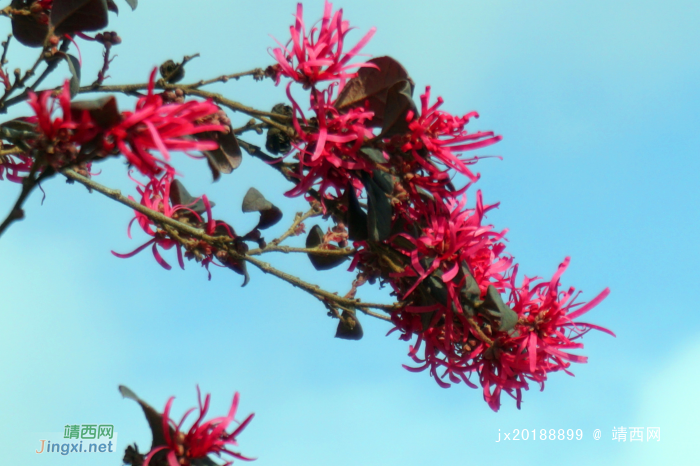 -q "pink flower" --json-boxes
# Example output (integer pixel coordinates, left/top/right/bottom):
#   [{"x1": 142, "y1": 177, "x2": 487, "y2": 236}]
[
  {"x1": 0, "y1": 152, "x2": 34, "y2": 183},
  {"x1": 393, "y1": 191, "x2": 511, "y2": 299},
  {"x1": 112, "y1": 173, "x2": 210, "y2": 271},
  {"x1": 112, "y1": 173, "x2": 237, "y2": 279},
  {"x1": 20, "y1": 71, "x2": 225, "y2": 179},
  {"x1": 25, "y1": 81, "x2": 102, "y2": 169},
  {"x1": 143, "y1": 388, "x2": 254, "y2": 466},
  {"x1": 400, "y1": 86, "x2": 502, "y2": 182},
  {"x1": 478, "y1": 258, "x2": 614, "y2": 411},
  {"x1": 105, "y1": 69, "x2": 225, "y2": 177},
  {"x1": 284, "y1": 86, "x2": 375, "y2": 199},
  {"x1": 271, "y1": 1, "x2": 376, "y2": 89}
]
